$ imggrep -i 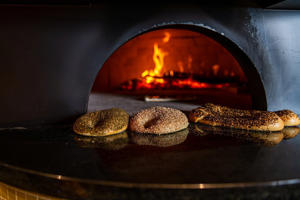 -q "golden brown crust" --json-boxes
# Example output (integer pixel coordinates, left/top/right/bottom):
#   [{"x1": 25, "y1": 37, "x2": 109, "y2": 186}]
[
  {"x1": 189, "y1": 104, "x2": 284, "y2": 131},
  {"x1": 73, "y1": 108, "x2": 129, "y2": 136},
  {"x1": 274, "y1": 110, "x2": 300, "y2": 126},
  {"x1": 130, "y1": 106, "x2": 189, "y2": 135},
  {"x1": 200, "y1": 103, "x2": 300, "y2": 127}
]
